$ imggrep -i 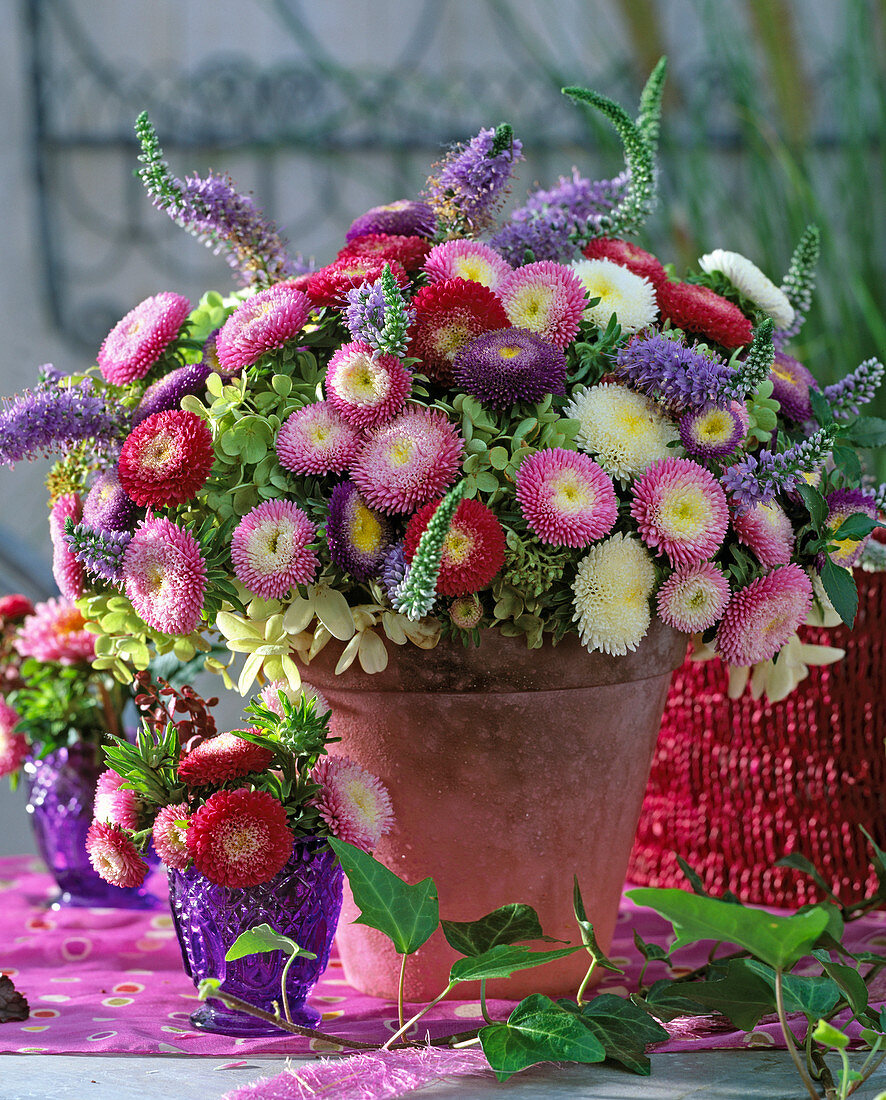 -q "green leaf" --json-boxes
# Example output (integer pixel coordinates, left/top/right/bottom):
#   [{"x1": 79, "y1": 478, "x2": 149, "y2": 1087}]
[
  {"x1": 573, "y1": 876, "x2": 624, "y2": 973},
  {"x1": 744, "y1": 960, "x2": 841, "y2": 1020},
  {"x1": 634, "y1": 980, "x2": 707, "y2": 1022},
  {"x1": 197, "y1": 978, "x2": 223, "y2": 1000},
  {"x1": 775, "y1": 854, "x2": 841, "y2": 903},
  {"x1": 441, "y1": 903, "x2": 558, "y2": 956},
  {"x1": 632, "y1": 930, "x2": 669, "y2": 962},
  {"x1": 449, "y1": 943, "x2": 583, "y2": 983},
  {"x1": 560, "y1": 994, "x2": 668, "y2": 1075},
  {"x1": 810, "y1": 388, "x2": 834, "y2": 427},
  {"x1": 812, "y1": 1020, "x2": 850, "y2": 1050},
  {"x1": 833, "y1": 513, "x2": 881, "y2": 541},
  {"x1": 831, "y1": 444, "x2": 862, "y2": 482},
  {"x1": 224, "y1": 923, "x2": 316, "y2": 963},
  {"x1": 819, "y1": 558, "x2": 858, "y2": 627},
  {"x1": 480, "y1": 995, "x2": 606, "y2": 1082},
  {"x1": 488, "y1": 446, "x2": 510, "y2": 470},
  {"x1": 679, "y1": 959, "x2": 776, "y2": 1031},
  {"x1": 327, "y1": 838, "x2": 438, "y2": 955},
  {"x1": 839, "y1": 414, "x2": 886, "y2": 448},
  {"x1": 796, "y1": 482, "x2": 828, "y2": 531},
  {"x1": 627, "y1": 888, "x2": 831, "y2": 970},
  {"x1": 811, "y1": 951, "x2": 869, "y2": 1016},
  {"x1": 475, "y1": 470, "x2": 500, "y2": 493}
]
